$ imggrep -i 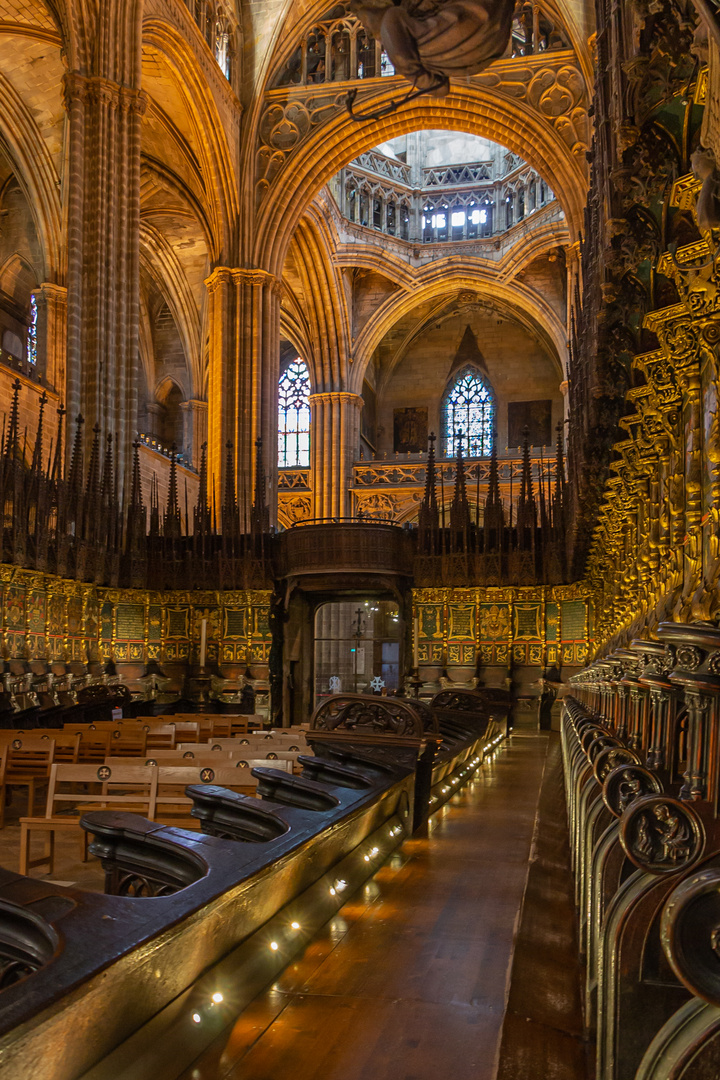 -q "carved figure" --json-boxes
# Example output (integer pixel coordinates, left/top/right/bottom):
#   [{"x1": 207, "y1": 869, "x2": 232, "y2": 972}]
[
  {"x1": 350, "y1": 0, "x2": 514, "y2": 95},
  {"x1": 618, "y1": 770, "x2": 643, "y2": 814},
  {"x1": 691, "y1": 147, "x2": 720, "y2": 232},
  {"x1": 653, "y1": 803, "x2": 691, "y2": 864}
]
